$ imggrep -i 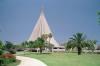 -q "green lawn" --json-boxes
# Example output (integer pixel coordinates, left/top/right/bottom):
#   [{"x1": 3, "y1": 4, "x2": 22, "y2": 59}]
[{"x1": 17, "y1": 52, "x2": 100, "y2": 66}]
